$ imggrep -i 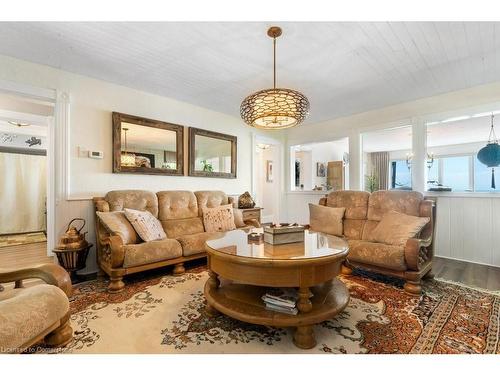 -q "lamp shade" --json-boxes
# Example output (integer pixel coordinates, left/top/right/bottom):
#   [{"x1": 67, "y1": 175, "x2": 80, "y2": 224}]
[{"x1": 477, "y1": 143, "x2": 500, "y2": 168}]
